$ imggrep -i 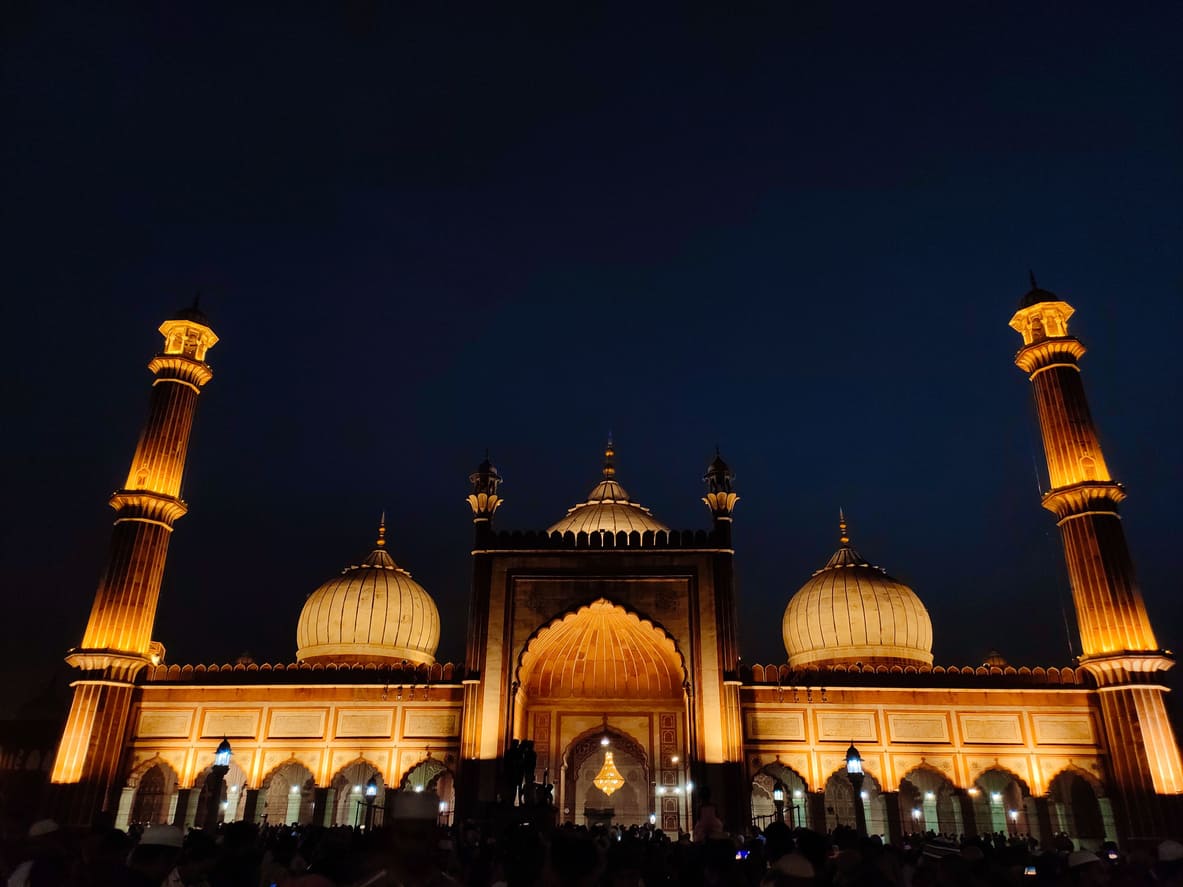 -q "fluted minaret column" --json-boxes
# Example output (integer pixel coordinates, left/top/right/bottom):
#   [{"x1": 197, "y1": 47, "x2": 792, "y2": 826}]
[
  {"x1": 1009, "y1": 282, "x2": 1182, "y2": 839},
  {"x1": 51, "y1": 305, "x2": 217, "y2": 825}
]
